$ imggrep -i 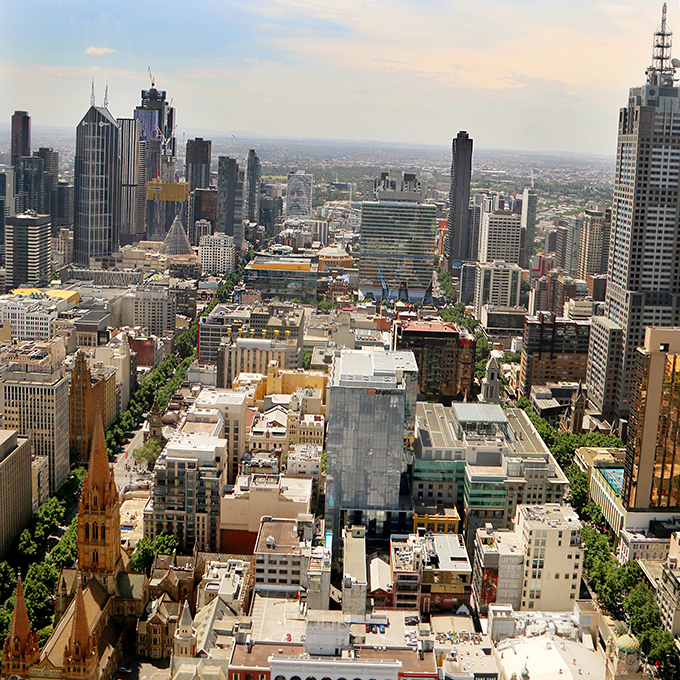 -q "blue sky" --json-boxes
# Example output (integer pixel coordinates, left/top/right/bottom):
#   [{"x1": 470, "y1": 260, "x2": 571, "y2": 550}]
[{"x1": 0, "y1": 0, "x2": 674, "y2": 154}]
